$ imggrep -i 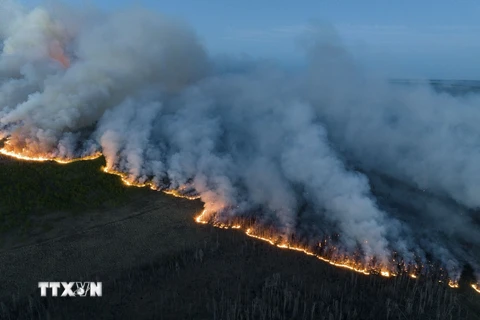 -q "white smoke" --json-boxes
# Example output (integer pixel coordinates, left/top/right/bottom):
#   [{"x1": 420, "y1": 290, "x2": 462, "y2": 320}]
[
  {"x1": 0, "y1": 1, "x2": 479, "y2": 280},
  {"x1": 0, "y1": 2, "x2": 208, "y2": 154}
]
